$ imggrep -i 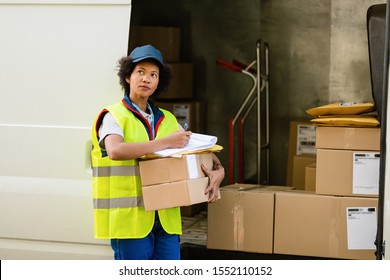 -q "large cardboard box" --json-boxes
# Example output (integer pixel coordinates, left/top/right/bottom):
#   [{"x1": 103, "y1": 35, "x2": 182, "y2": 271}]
[
  {"x1": 139, "y1": 153, "x2": 212, "y2": 186},
  {"x1": 129, "y1": 26, "x2": 181, "y2": 62},
  {"x1": 292, "y1": 155, "x2": 316, "y2": 190},
  {"x1": 207, "y1": 184, "x2": 292, "y2": 254},
  {"x1": 274, "y1": 191, "x2": 378, "y2": 260},
  {"x1": 316, "y1": 126, "x2": 380, "y2": 150},
  {"x1": 157, "y1": 63, "x2": 193, "y2": 99},
  {"x1": 155, "y1": 100, "x2": 206, "y2": 133},
  {"x1": 316, "y1": 149, "x2": 379, "y2": 197},
  {"x1": 142, "y1": 177, "x2": 209, "y2": 211},
  {"x1": 287, "y1": 121, "x2": 316, "y2": 186}
]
